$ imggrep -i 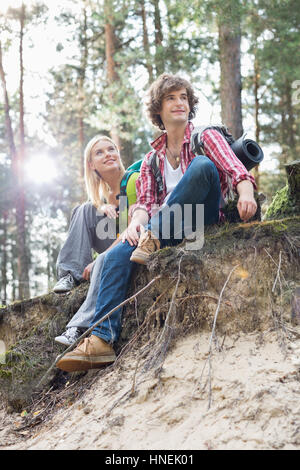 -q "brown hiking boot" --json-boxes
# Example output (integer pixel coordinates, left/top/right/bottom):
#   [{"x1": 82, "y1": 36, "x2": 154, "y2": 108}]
[
  {"x1": 56, "y1": 335, "x2": 116, "y2": 372},
  {"x1": 130, "y1": 229, "x2": 160, "y2": 265}
]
